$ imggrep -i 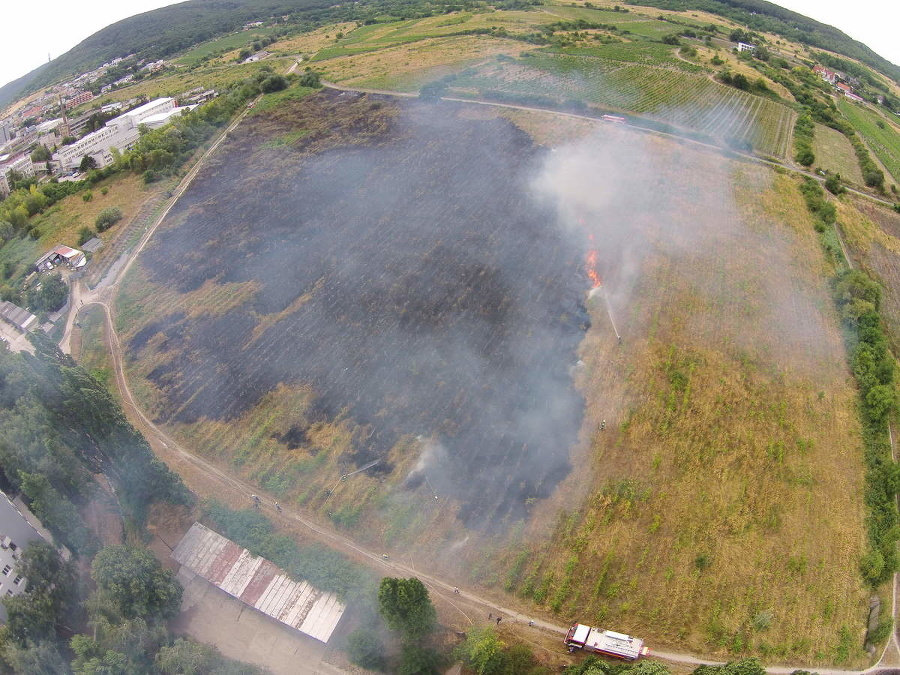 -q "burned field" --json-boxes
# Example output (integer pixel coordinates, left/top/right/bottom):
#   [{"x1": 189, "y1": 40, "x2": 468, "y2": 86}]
[{"x1": 127, "y1": 91, "x2": 588, "y2": 527}]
